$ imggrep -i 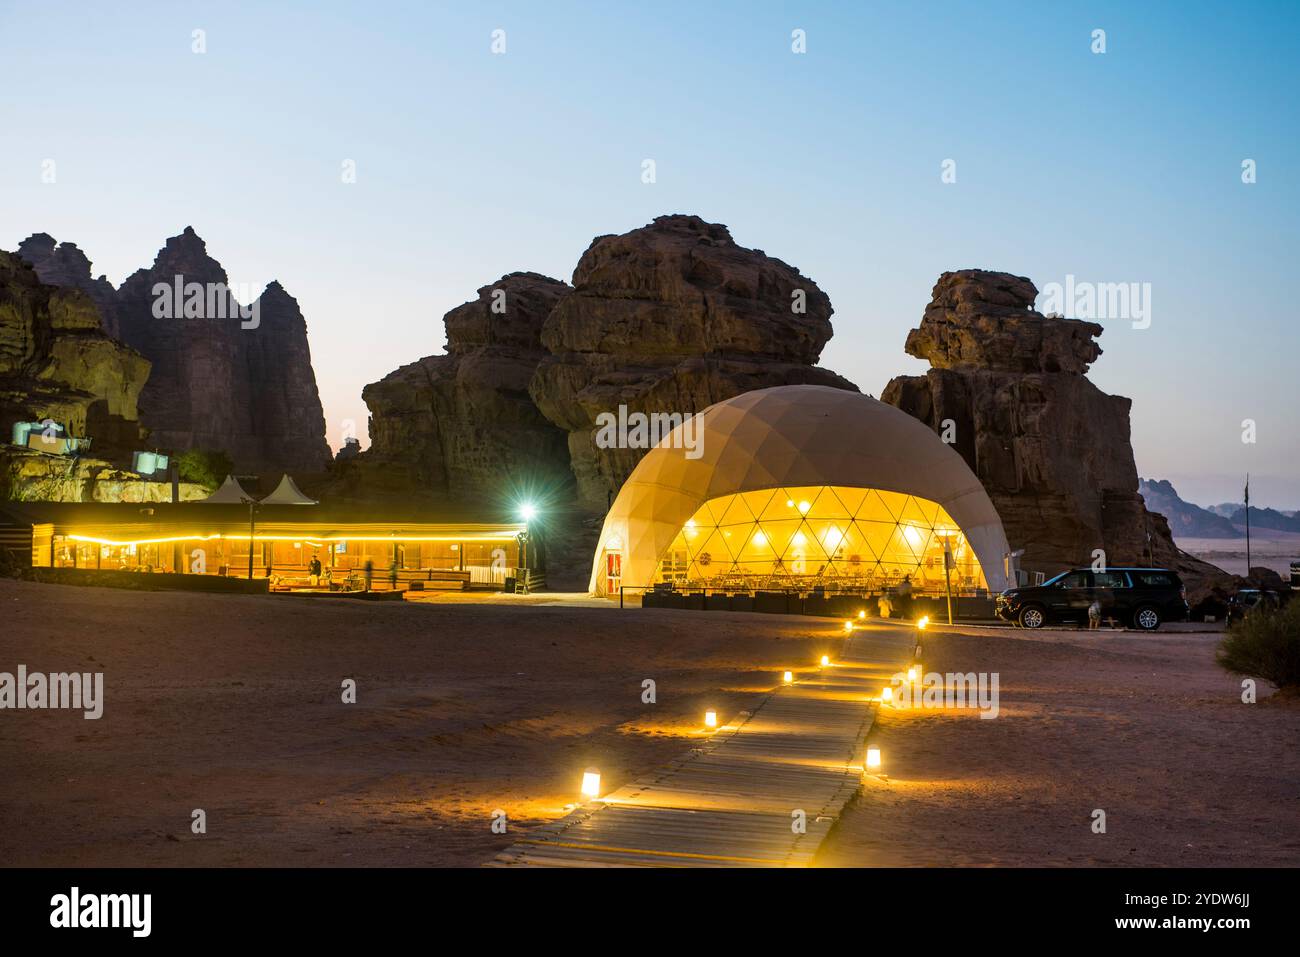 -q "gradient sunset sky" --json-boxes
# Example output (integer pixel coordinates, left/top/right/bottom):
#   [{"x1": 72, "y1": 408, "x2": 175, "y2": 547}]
[{"x1": 2, "y1": 1, "x2": 1296, "y2": 507}]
